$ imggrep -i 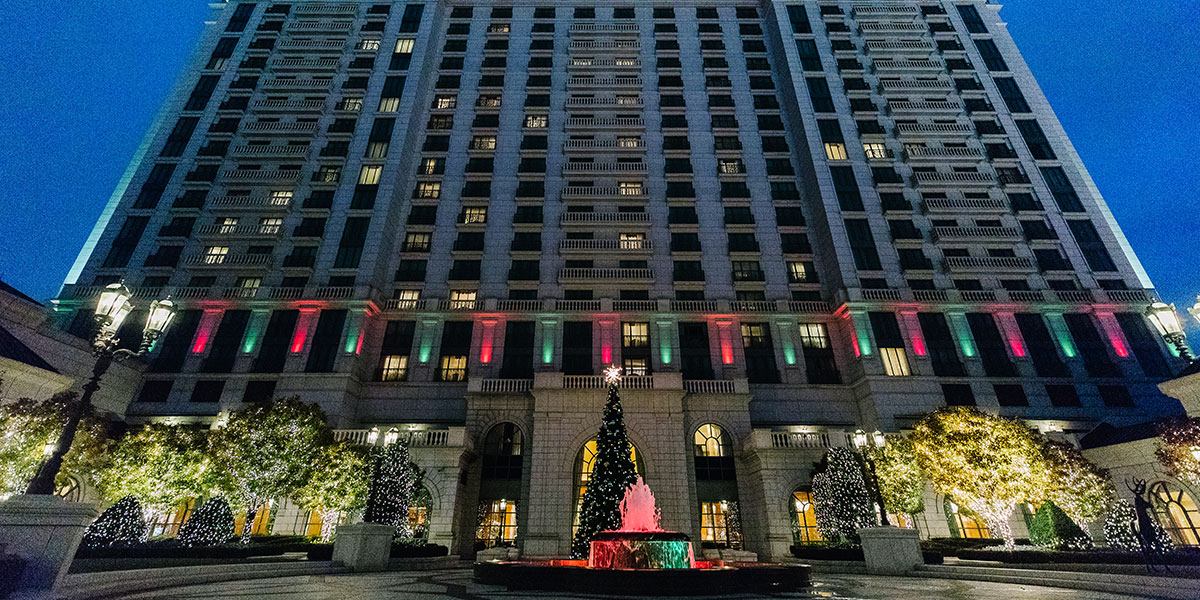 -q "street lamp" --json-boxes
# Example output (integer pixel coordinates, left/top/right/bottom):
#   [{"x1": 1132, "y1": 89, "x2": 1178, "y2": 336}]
[
  {"x1": 366, "y1": 427, "x2": 380, "y2": 445},
  {"x1": 384, "y1": 427, "x2": 400, "y2": 445},
  {"x1": 25, "y1": 284, "x2": 175, "y2": 495},
  {"x1": 852, "y1": 429, "x2": 891, "y2": 528},
  {"x1": 1146, "y1": 302, "x2": 1195, "y2": 362},
  {"x1": 1187, "y1": 296, "x2": 1200, "y2": 328}
]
